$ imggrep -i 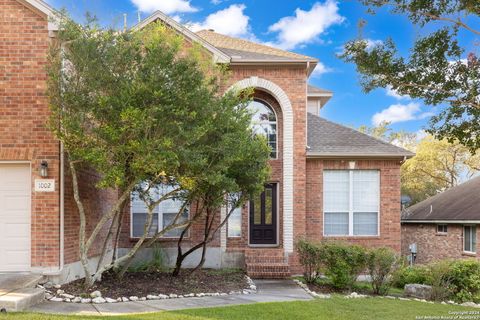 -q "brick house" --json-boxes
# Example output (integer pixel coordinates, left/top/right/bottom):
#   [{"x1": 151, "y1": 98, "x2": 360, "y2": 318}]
[
  {"x1": 1, "y1": 0, "x2": 413, "y2": 282},
  {"x1": 401, "y1": 176, "x2": 480, "y2": 265}
]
